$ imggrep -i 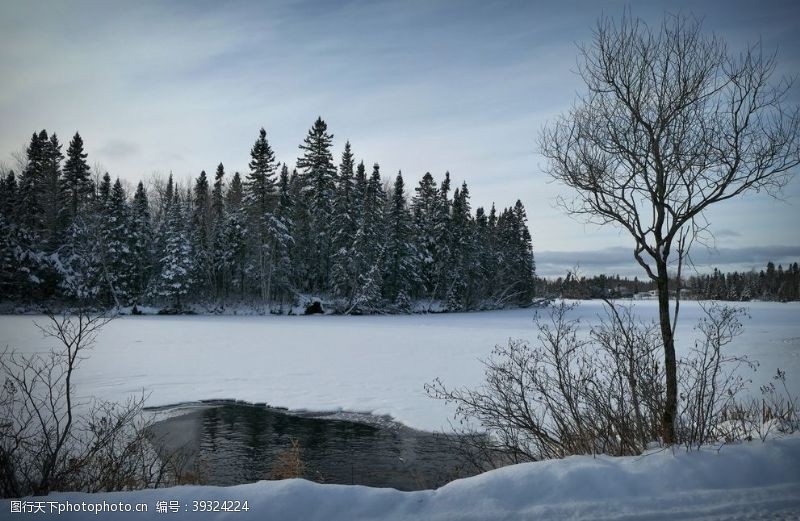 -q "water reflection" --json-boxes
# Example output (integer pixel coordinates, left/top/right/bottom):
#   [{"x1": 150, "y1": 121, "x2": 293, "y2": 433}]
[{"x1": 150, "y1": 404, "x2": 475, "y2": 490}]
